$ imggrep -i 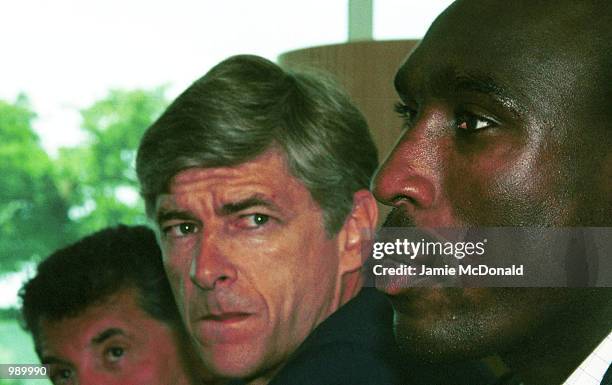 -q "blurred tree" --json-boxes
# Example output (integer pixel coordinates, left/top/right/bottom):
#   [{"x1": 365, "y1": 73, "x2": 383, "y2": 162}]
[
  {"x1": 57, "y1": 88, "x2": 167, "y2": 236},
  {"x1": 0, "y1": 88, "x2": 167, "y2": 274},
  {"x1": 0, "y1": 95, "x2": 73, "y2": 272}
]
